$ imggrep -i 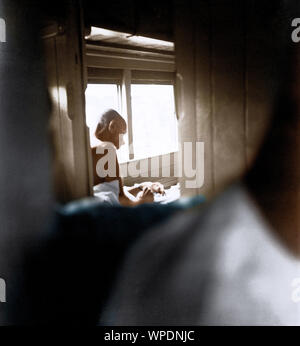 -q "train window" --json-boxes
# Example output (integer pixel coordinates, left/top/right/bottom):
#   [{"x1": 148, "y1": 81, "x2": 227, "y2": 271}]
[
  {"x1": 131, "y1": 84, "x2": 178, "y2": 160},
  {"x1": 85, "y1": 83, "x2": 129, "y2": 162},
  {"x1": 85, "y1": 84, "x2": 120, "y2": 148},
  {"x1": 85, "y1": 78, "x2": 178, "y2": 163},
  {"x1": 85, "y1": 29, "x2": 177, "y2": 163}
]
